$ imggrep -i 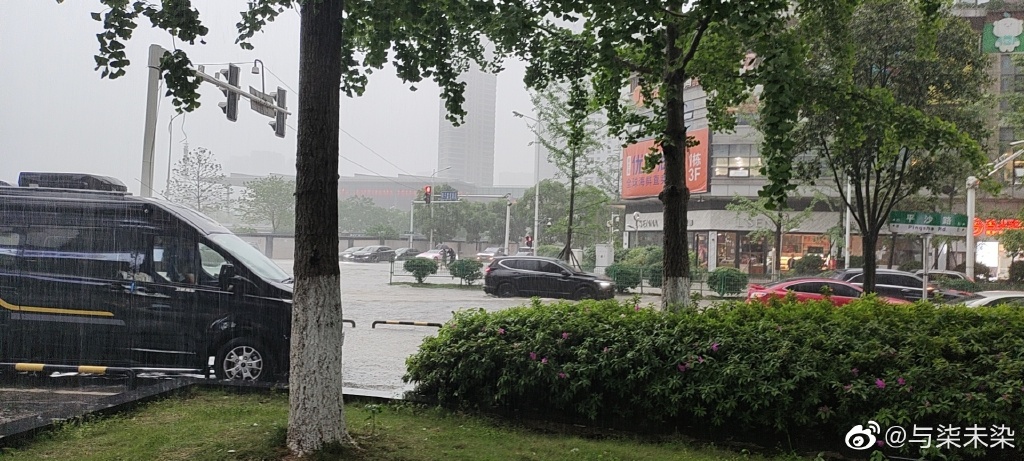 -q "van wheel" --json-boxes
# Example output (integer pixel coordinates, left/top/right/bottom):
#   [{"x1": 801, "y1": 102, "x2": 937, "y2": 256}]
[
  {"x1": 215, "y1": 338, "x2": 273, "y2": 382},
  {"x1": 496, "y1": 283, "x2": 517, "y2": 298},
  {"x1": 574, "y1": 286, "x2": 595, "y2": 301}
]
